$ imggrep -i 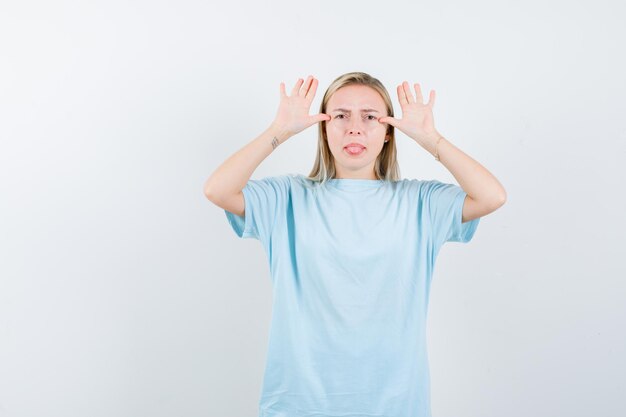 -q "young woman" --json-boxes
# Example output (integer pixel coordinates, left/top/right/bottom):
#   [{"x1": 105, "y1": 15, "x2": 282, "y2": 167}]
[{"x1": 204, "y1": 72, "x2": 506, "y2": 417}]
